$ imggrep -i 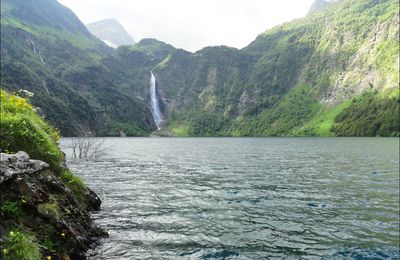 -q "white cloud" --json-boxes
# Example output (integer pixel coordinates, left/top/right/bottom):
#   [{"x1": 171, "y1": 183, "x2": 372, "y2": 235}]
[{"x1": 58, "y1": 0, "x2": 315, "y2": 52}]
